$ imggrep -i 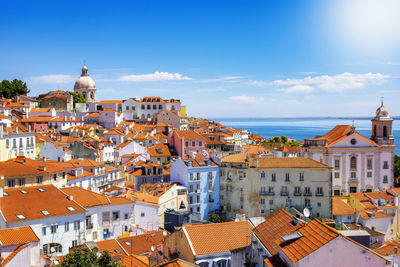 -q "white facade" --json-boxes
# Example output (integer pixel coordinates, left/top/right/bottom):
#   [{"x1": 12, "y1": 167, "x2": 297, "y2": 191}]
[
  {"x1": 102, "y1": 143, "x2": 115, "y2": 163},
  {"x1": 133, "y1": 202, "x2": 159, "y2": 232},
  {"x1": 122, "y1": 98, "x2": 137, "y2": 120},
  {"x1": 3, "y1": 131, "x2": 35, "y2": 159}
]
